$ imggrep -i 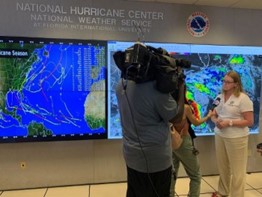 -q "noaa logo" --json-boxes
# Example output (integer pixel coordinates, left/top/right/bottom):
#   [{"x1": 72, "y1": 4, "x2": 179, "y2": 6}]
[{"x1": 187, "y1": 12, "x2": 210, "y2": 37}]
